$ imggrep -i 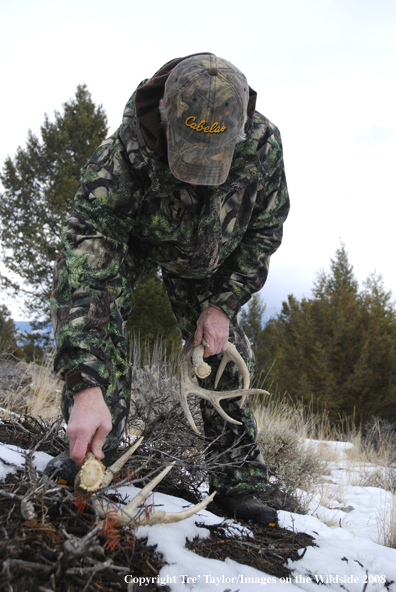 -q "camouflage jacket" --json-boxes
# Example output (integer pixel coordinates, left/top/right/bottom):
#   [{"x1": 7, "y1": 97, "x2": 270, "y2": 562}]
[{"x1": 51, "y1": 80, "x2": 290, "y2": 397}]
